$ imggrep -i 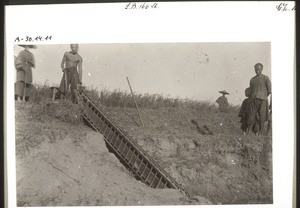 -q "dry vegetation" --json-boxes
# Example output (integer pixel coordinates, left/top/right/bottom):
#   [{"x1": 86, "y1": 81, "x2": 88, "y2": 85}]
[{"x1": 16, "y1": 85, "x2": 272, "y2": 205}]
